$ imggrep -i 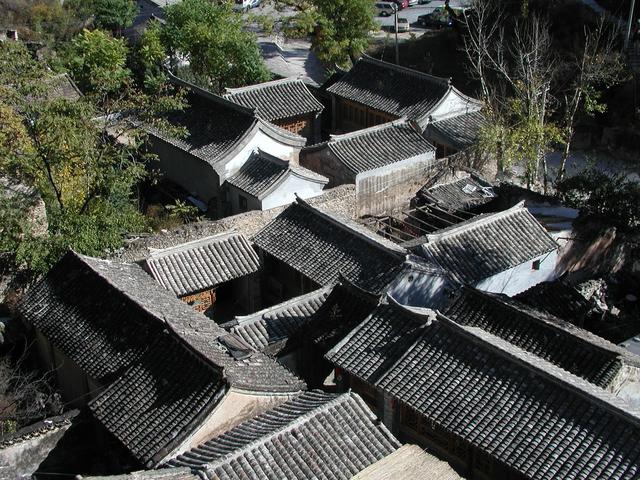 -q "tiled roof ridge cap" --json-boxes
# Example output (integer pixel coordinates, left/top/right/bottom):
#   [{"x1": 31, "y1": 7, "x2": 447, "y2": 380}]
[
  {"x1": 294, "y1": 197, "x2": 406, "y2": 257},
  {"x1": 47, "y1": 72, "x2": 83, "y2": 97},
  {"x1": 386, "y1": 298, "x2": 640, "y2": 424},
  {"x1": 167, "y1": 72, "x2": 257, "y2": 117},
  {"x1": 424, "y1": 201, "x2": 550, "y2": 243},
  {"x1": 70, "y1": 251, "x2": 230, "y2": 373},
  {"x1": 223, "y1": 285, "x2": 334, "y2": 328},
  {"x1": 146, "y1": 231, "x2": 242, "y2": 259},
  {"x1": 424, "y1": 173, "x2": 492, "y2": 192},
  {"x1": 252, "y1": 148, "x2": 289, "y2": 167},
  {"x1": 328, "y1": 119, "x2": 412, "y2": 142},
  {"x1": 359, "y1": 55, "x2": 451, "y2": 86},
  {"x1": 0, "y1": 409, "x2": 79, "y2": 447},
  {"x1": 257, "y1": 118, "x2": 307, "y2": 144},
  {"x1": 199, "y1": 391, "x2": 385, "y2": 473},
  {"x1": 224, "y1": 77, "x2": 301, "y2": 95},
  {"x1": 463, "y1": 287, "x2": 637, "y2": 364},
  {"x1": 288, "y1": 162, "x2": 330, "y2": 184}
]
